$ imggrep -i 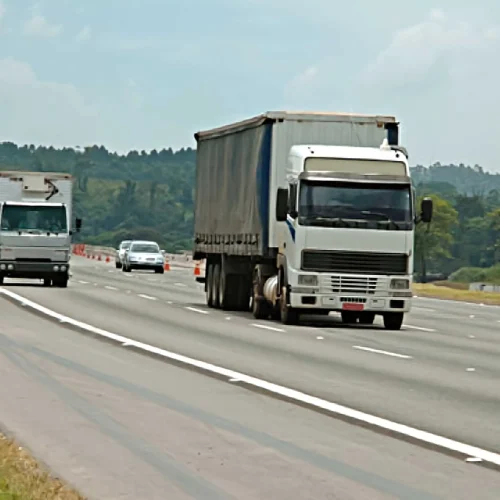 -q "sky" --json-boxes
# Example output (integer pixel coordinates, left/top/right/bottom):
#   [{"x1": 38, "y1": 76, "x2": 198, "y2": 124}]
[{"x1": 1, "y1": 0, "x2": 500, "y2": 170}]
